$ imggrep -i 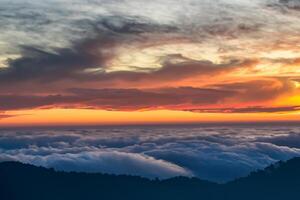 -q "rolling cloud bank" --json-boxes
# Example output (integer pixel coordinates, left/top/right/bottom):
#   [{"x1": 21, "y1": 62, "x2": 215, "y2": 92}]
[{"x1": 1, "y1": 125, "x2": 300, "y2": 182}]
